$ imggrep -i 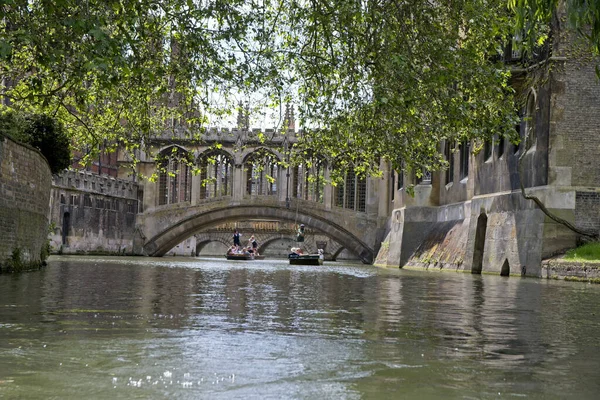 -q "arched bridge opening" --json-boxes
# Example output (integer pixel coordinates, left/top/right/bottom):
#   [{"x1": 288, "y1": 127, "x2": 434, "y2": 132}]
[{"x1": 142, "y1": 205, "x2": 374, "y2": 263}]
